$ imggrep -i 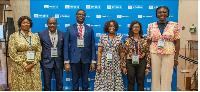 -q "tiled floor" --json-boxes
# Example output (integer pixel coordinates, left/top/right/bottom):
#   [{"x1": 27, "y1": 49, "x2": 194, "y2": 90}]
[{"x1": 0, "y1": 47, "x2": 198, "y2": 91}]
